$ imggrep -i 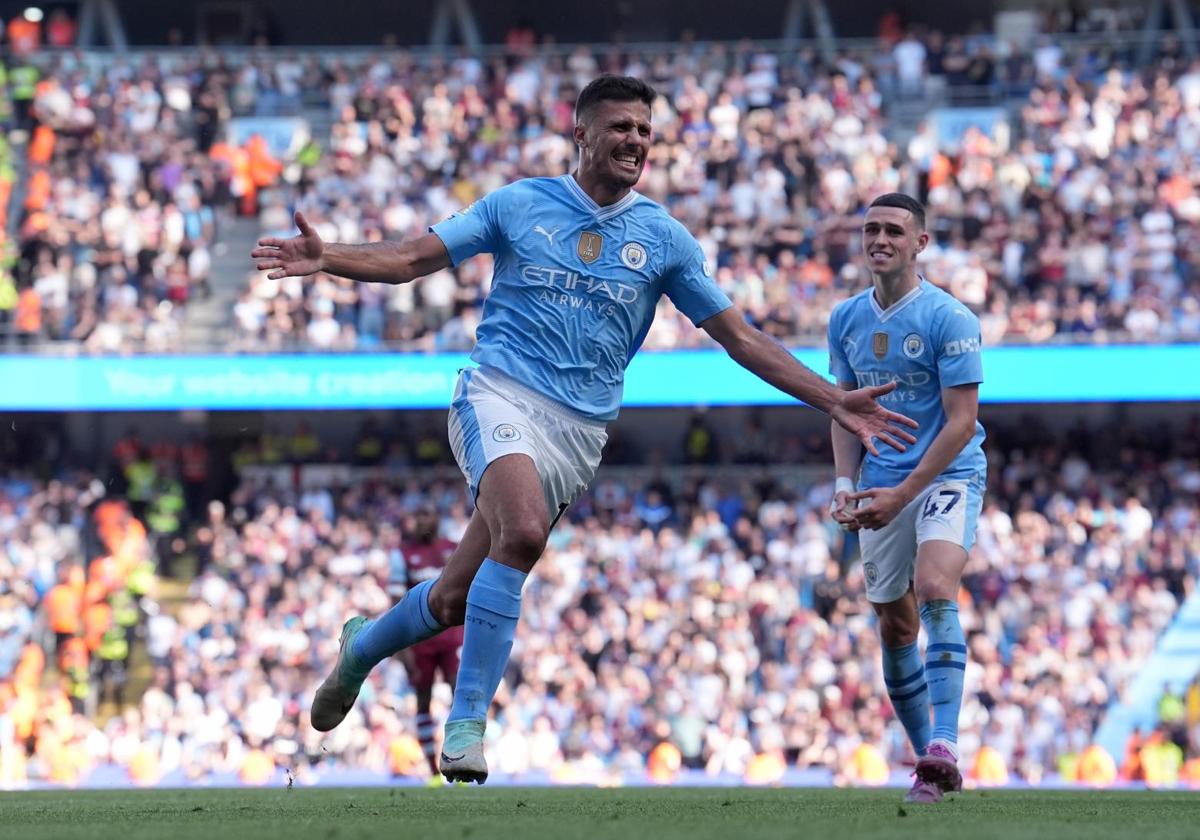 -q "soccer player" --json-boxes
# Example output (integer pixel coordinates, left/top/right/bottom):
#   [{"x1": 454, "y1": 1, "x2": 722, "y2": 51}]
[
  {"x1": 827, "y1": 193, "x2": 986, "y2": 803},
  {"x1": 253, "y1": 75, "x2": 918, "y2": 784},
  {"x1": 390, "y1": 504, "x2": 462, "y2": 778}
]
